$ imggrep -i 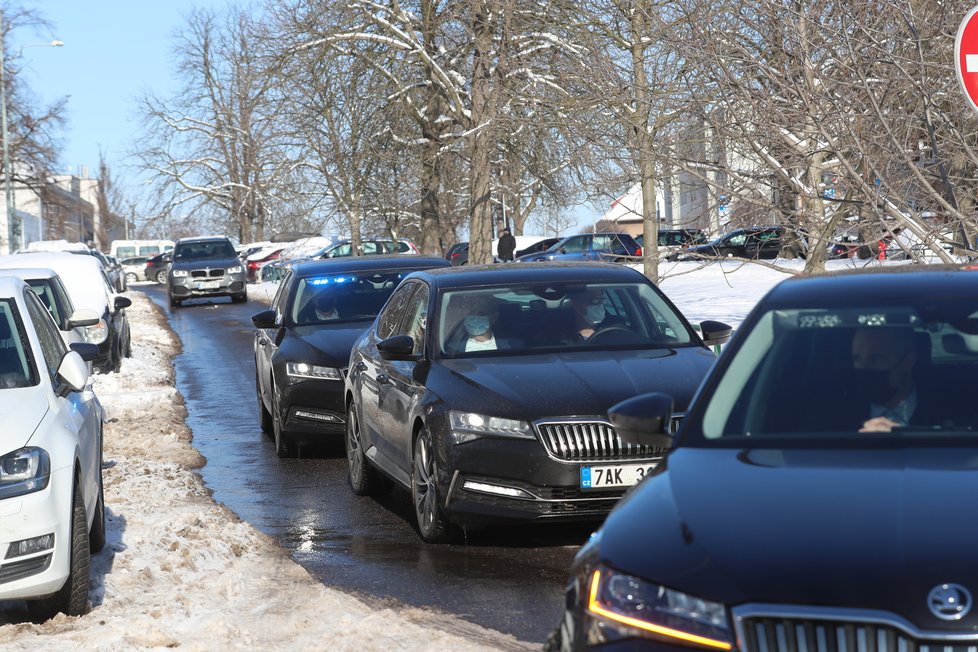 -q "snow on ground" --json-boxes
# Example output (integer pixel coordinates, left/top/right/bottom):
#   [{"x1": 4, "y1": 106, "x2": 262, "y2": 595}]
[
  {"x1": 0, "y1": 257, "x2": 912, "y2": 650},
  {"x1": 0, "y1": 289, "x2": 525, "y2": 652}
]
